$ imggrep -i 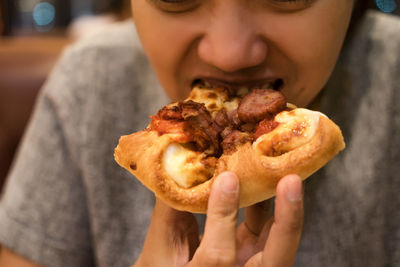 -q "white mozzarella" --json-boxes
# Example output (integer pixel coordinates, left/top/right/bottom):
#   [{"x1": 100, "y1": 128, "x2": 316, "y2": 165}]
[
  {"x1": 223, "y1": 98, "x2": 240, "y2": 113},
  {"x1": 253, "y1": 109, "x2": 320, "y2": 155},
  {"x1": 163, "y1": 143, "x2": 210, "y2": 188}
]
